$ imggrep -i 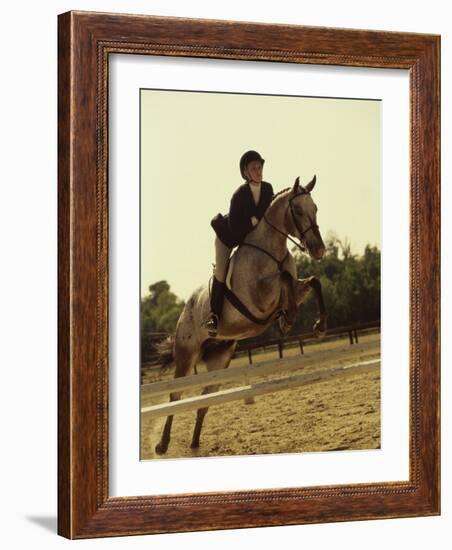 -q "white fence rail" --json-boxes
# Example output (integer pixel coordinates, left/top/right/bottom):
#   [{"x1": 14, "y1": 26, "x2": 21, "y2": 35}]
[{"x1": 141, "y1": 359, "x2": 379, "y2": 419}]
